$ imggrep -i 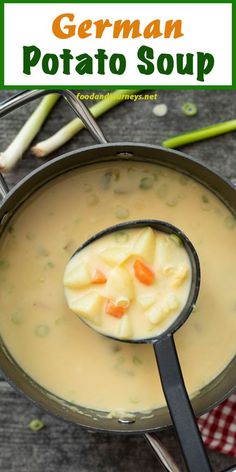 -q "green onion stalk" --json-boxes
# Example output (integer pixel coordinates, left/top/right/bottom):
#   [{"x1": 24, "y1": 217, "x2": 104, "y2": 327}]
[
  {"x1": 163, "y1": 119, "x2": 236, "y2": 149},
  {"x1": 0, "y1": 94, "x2": 60, "y2": 172},
  {"x1": 32, "y1": 89, "x2": 143, "y2": 158}
]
